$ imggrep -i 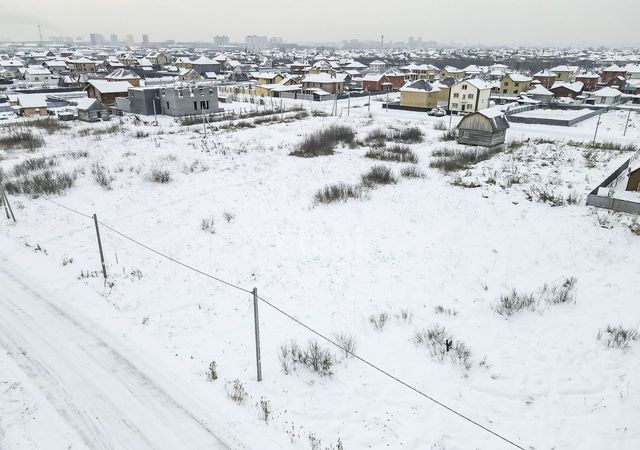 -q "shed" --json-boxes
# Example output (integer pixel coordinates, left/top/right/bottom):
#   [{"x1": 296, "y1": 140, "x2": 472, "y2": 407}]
[
  {"x1": 75, "y1": 98, "x2": 110, "y2": 122},
  {"x1": 457, "y1": 107, "x2": 509, "y2": 147}
]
